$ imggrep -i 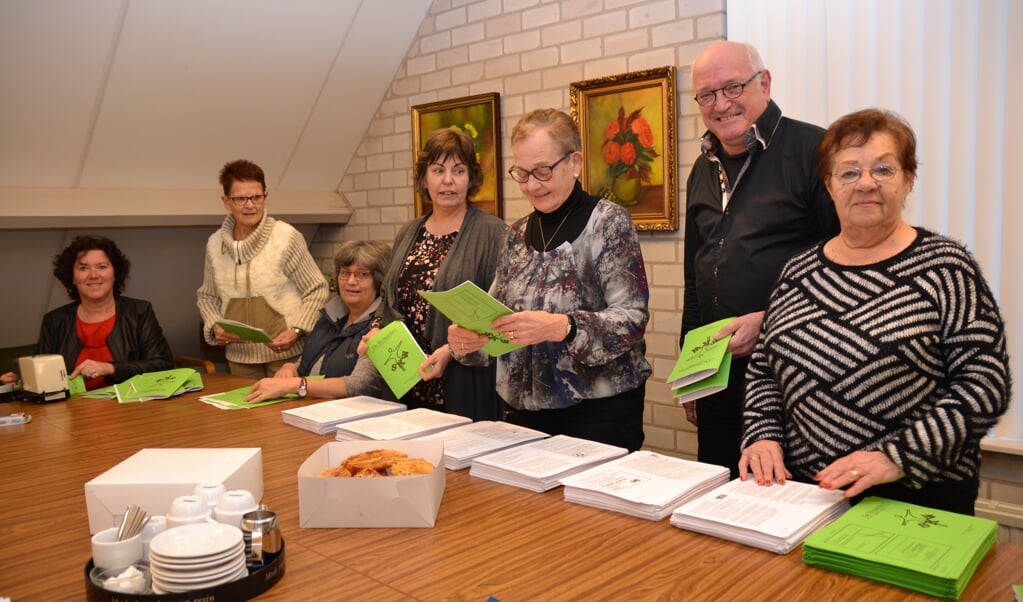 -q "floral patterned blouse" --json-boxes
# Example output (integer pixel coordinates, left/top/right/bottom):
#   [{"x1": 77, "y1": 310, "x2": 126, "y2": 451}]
[{"x1": 394, "y1": 228, "x2": 456, "y2": 407}]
